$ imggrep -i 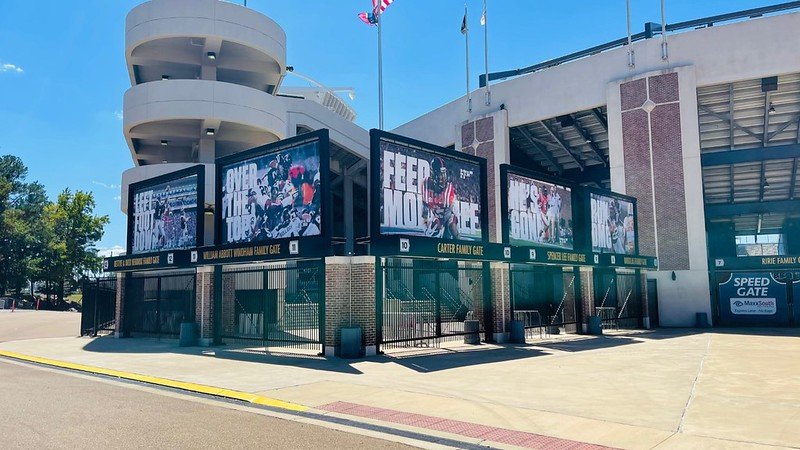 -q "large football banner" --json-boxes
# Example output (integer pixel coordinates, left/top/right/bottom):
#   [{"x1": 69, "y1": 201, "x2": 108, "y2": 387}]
[
  {"x1": 130, "y1": 173, "x2": 199, "y2": 254},
  {"x1": 379, "y1": 139, "x2": 483, "y2": 242},
  {"x1": 220, "y1": 140, "x2": 322, "y2": 245}
]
